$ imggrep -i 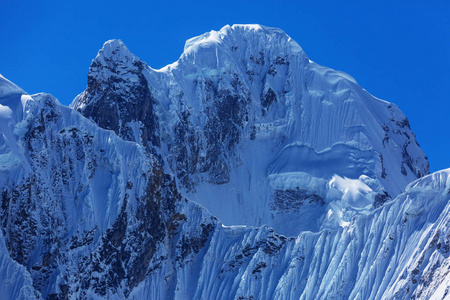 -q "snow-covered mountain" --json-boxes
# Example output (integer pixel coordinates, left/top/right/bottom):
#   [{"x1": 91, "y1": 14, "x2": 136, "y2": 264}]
[
  {"x1": 2, "y1": 24, "x2": 448, "y2": 299},
  {"x1": 73, "y1": 25, "x2": 428, "y2": 235}
]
